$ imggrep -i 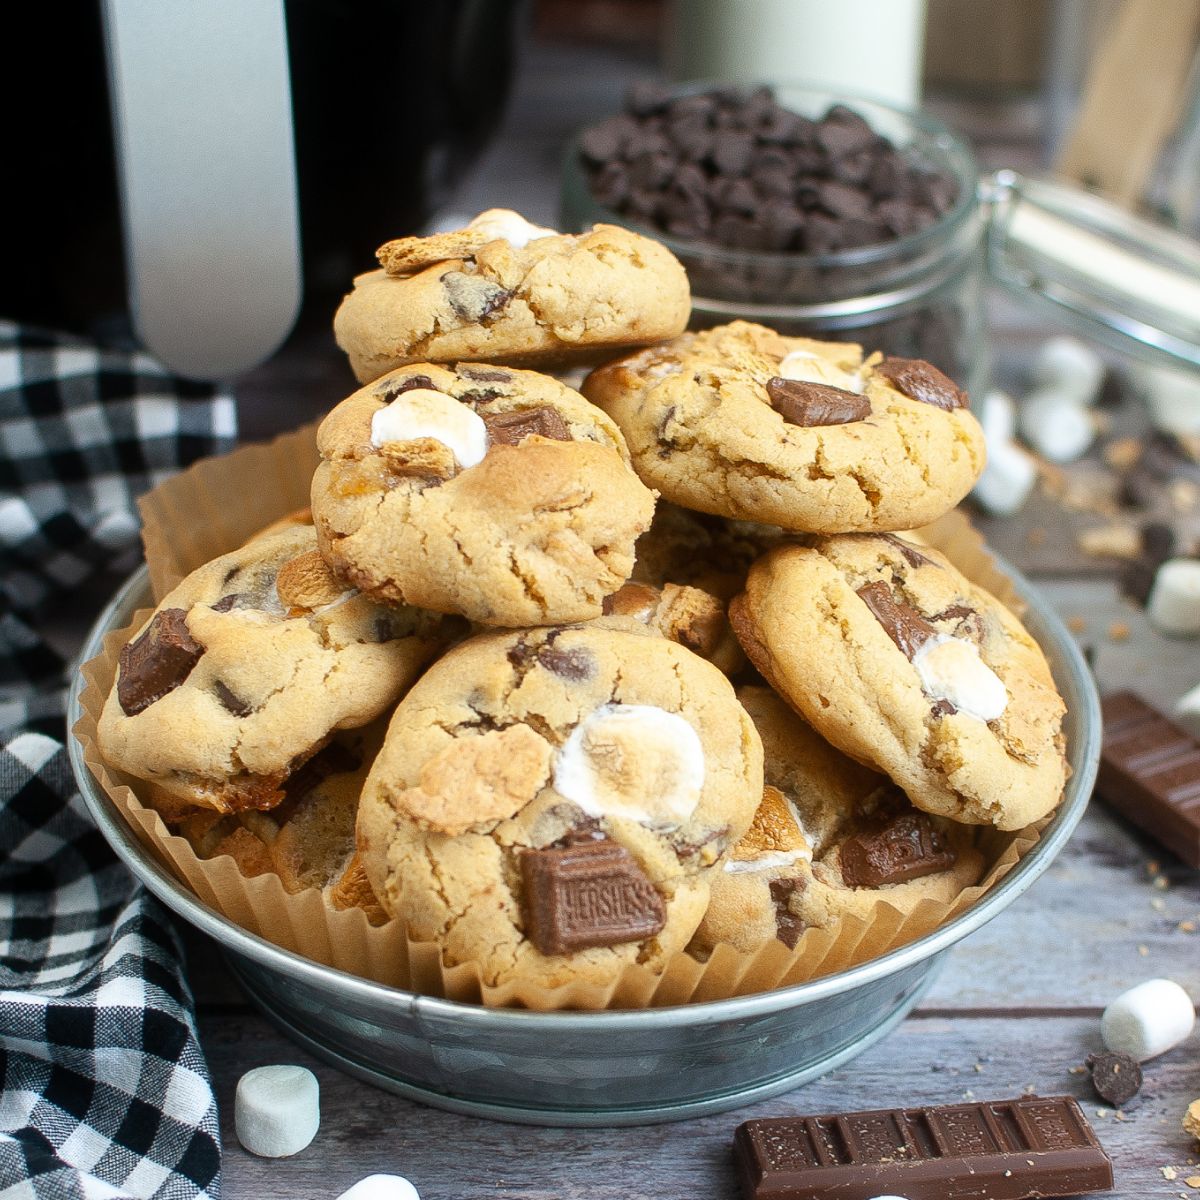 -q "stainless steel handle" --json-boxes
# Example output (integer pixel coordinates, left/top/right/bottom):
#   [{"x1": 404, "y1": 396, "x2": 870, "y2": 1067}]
[
  {"x1": 983, "y1": 169, "x2": 1200, "y2": 369},
  {"x1": 102, "y1": 0, "x2": 302, "y2": 380}
]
